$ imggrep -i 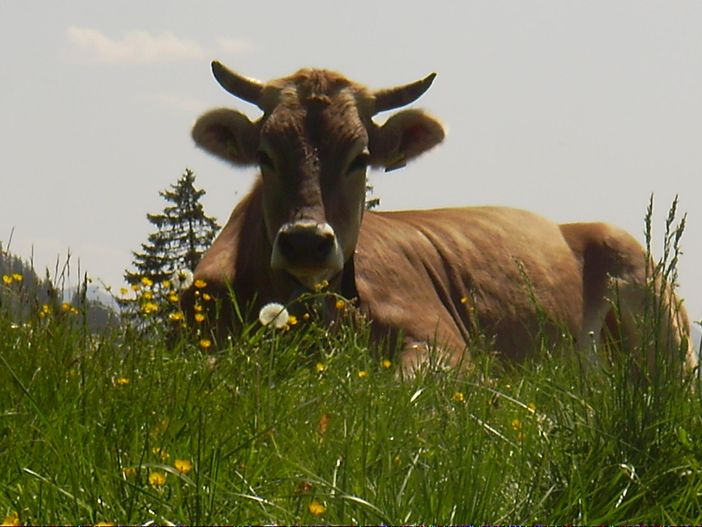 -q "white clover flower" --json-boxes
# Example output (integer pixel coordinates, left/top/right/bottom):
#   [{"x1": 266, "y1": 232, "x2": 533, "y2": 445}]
[
  {"x1": 171, "y1": 269, "x2": 194, "y2": 291},
  {"x1": 258, "y1": 302, "x2": 290, "y2": 329}
]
